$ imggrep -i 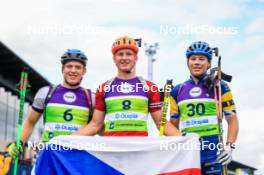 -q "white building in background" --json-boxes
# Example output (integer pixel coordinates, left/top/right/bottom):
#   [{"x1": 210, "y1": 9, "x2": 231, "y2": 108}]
[
  {"x1": 0, "y1": 41, "x2": 50, "y2": 156},
  {"x1": 0, "y1": 87, "x2": 43, "y2": 151}
]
